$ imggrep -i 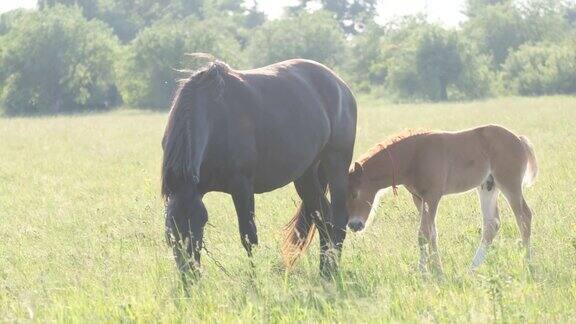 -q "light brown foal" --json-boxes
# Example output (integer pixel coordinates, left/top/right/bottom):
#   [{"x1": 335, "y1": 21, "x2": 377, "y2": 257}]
[{"x1": 346, "y1": 125, "x2": 538, "y2": 273}]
